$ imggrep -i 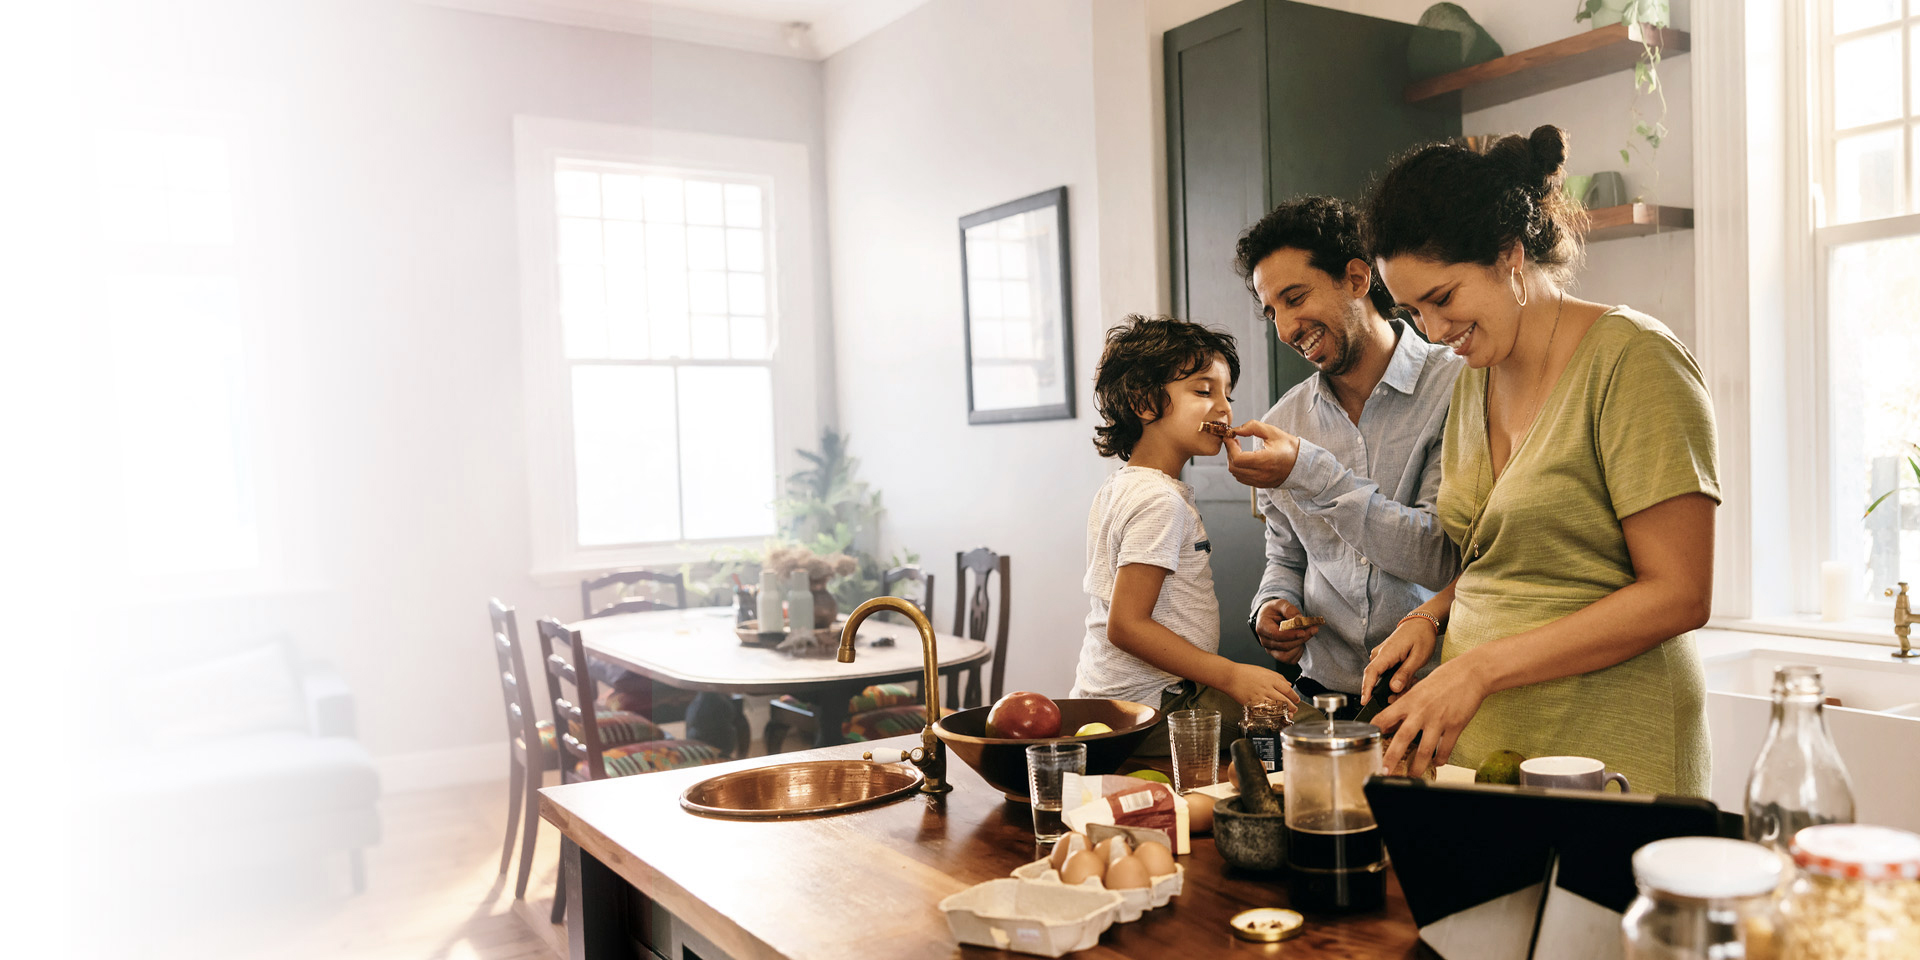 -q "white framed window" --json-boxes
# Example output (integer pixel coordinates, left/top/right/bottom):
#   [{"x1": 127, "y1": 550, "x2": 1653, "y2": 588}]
[
  {"x1": 1810, "y1": 0, "x2": 1920, "y2": 611},
  {"x1": 91, "y1": 122, "x2": 266, "y2": 582},
  {"x1": 515, "y1": 119, "x2": 819, "y2": 577}
]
